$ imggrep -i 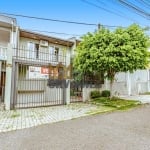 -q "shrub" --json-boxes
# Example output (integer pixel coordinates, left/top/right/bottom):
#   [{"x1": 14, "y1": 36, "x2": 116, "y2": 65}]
[
  {"x1": 101, "y1": 90, "x2": 110, "y2": 97},
  {"x1": 90, "y1": 90, "x2": 101, "y2": 99}
]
